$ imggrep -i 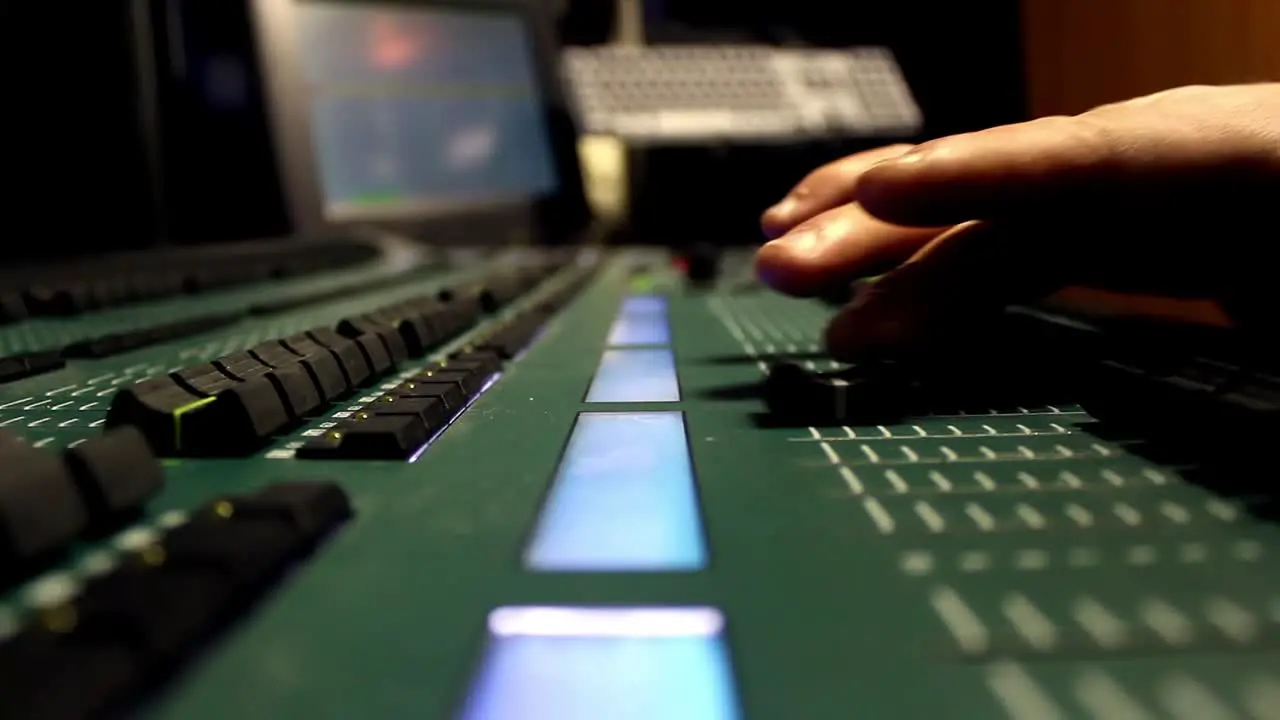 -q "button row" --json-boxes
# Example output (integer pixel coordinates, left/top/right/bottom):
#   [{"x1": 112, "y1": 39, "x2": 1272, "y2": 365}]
[
  {"x1": 1, "y1": 264, "x2": 438, "y2": 382},
  {"x1": 1, "y1": 237, "x2": 379, "y2": 320},
  {"x1": 761, "y1": 314, "x2": 1090, "y2": 424},
  {"x1": 441, "y1": 258, "x2": 564, "y2": 314},
  {"x1": 54, "y1": 265, "x2": 451, "y2": 364},
  {"x1": 1, "y1": 427, "x2": 163, "y2": 584},
  {"x1": 296, "y1": 265, "x2": 598, "y2": 460},
  {"x1": 103, "y1": 296, "x2": 474, "y2": 457},
  {"x1": 1084, "y1": 353, "x2": 1280, "y2": 434},
  {"x1": 0, "y1": 480, "x2": 353, "y2": 720},
  {"x1": 0, "y1": 254, "x2": 572, "y2": 385},
  {"x1": 104, "y1": 259, "x2": 582, "y2": 456},
  {"x1": 296, "y1": 349, "x2": 501, "y2": 460},
  {"x1": 0, "y1": 350, "x2": 65, "y2": 384},
  {"x1": 61, "y1": 312, "x2": 243, "y2": 360}
]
